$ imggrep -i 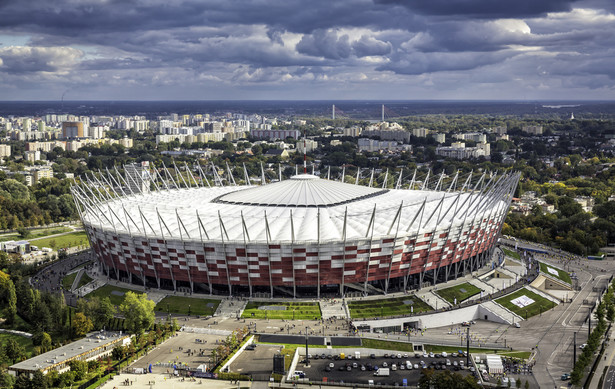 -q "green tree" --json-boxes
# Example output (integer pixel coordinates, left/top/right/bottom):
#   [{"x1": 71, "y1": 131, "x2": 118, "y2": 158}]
[
  {"x1": 13, "y1": 374, "x2": 30, "y2": 389},
  {"x1": 68, "y1": 360, "x2": 88, "y2": 381},
  {"x1": 73, "y1": 312, "x2": 93, "y2": 337},
  {"x1": 0, "y1": 371, "x2": 15, "y2": 389},
  {"x1": 4, "y1": 339, "x2": 25, "y2": 364},
  {"x1": 41, "y1": 332, "x2": 52, "y2": 353},
  {"x1": 119, "y1": 292, "x2": 155, "y2": 336},
  {"x1": 524, "y1": 380, "x2": 529, "y2": 389},
  {"x1": 16, "y1": 228, "x2": 30, "y2": 240},
  {"x1": 31, "y1": 370, "x2": 46, "y2": 389}
]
